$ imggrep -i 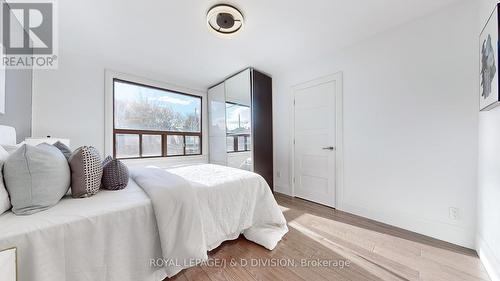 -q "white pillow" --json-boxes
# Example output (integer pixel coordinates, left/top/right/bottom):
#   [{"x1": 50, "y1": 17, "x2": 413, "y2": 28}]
[
  {"x1": 1, "y1": 142, "x2": 24, "y2": 154},
  {"x1": 0, "y1": 146, "x2": 11, "y2": 215}
]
